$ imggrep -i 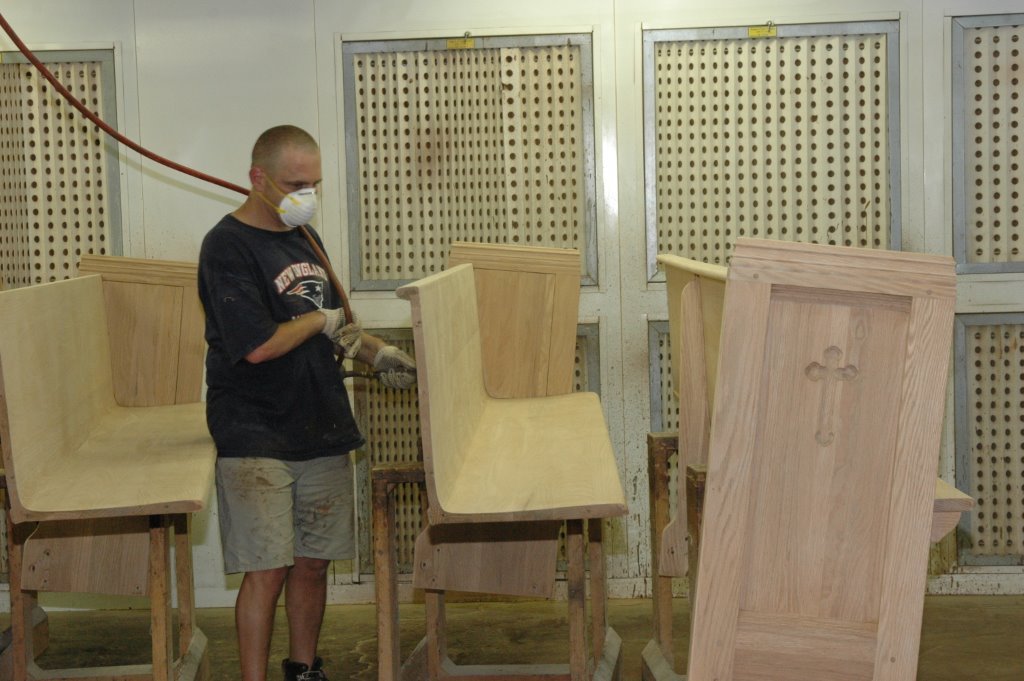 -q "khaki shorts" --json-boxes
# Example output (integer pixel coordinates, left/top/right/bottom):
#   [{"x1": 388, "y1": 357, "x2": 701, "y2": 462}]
[{"x1": 216, "y1": 455, "x2": 354, "y2": 574}]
